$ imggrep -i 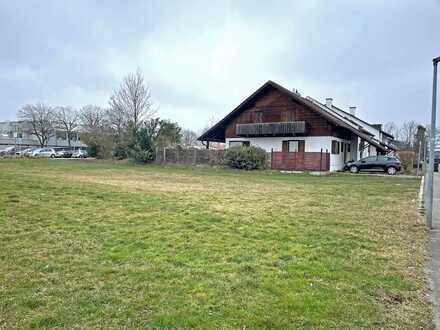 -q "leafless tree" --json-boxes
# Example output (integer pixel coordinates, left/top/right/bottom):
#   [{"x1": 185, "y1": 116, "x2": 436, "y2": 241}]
[
  {"x1": 79, "y1": 105, "x2": 113, "y2": 158},
  {"x1": 383, "y1": 121, "x2": 400, "y2": 140},
  {"x1": 54, "y1": 106, "x2": 79, "y2": 146},
  {"x1": 400, "y1": 120, "x2": 418, "y2": 147},
  {"x1": 18, "y1": 103, "x2": 55, "y2": 147},
  {"x1": 79, "y1": 105, "x2": 107, "y2": 132},
  {"x1": 181, "y1": 129, "x2": 199, "y2": 147},
  {"x1": 106, "y1": 105, "x2": 126, "y2": 140},
  {"x1": 109, "y1": 69, "x2": 155, "y2": 133}
]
